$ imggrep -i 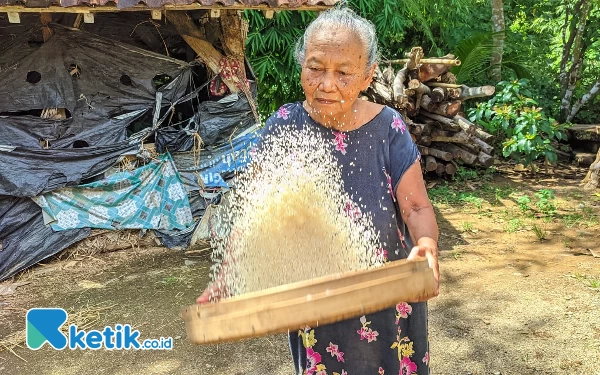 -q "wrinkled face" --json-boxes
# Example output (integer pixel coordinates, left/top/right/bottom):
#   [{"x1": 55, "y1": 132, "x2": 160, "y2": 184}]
[{"x1": 301, "y1": 28, "x2": 375, "y2": 126}]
